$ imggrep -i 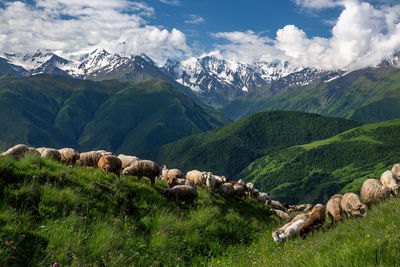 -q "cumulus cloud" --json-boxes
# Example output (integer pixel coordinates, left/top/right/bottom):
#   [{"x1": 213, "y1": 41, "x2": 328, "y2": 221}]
[
  {"x1": 0, "y1": 0, "x2": 189, "y2": 64},
  {"x1": 212, "y1": 0, "x2": 400, "y2": 71},
  {"x1": 185, "y1": 14, "x2": 205, "y2": 24},
  {"x1": 293, "y1": 0, "x2": 340, "y2": 9}
]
